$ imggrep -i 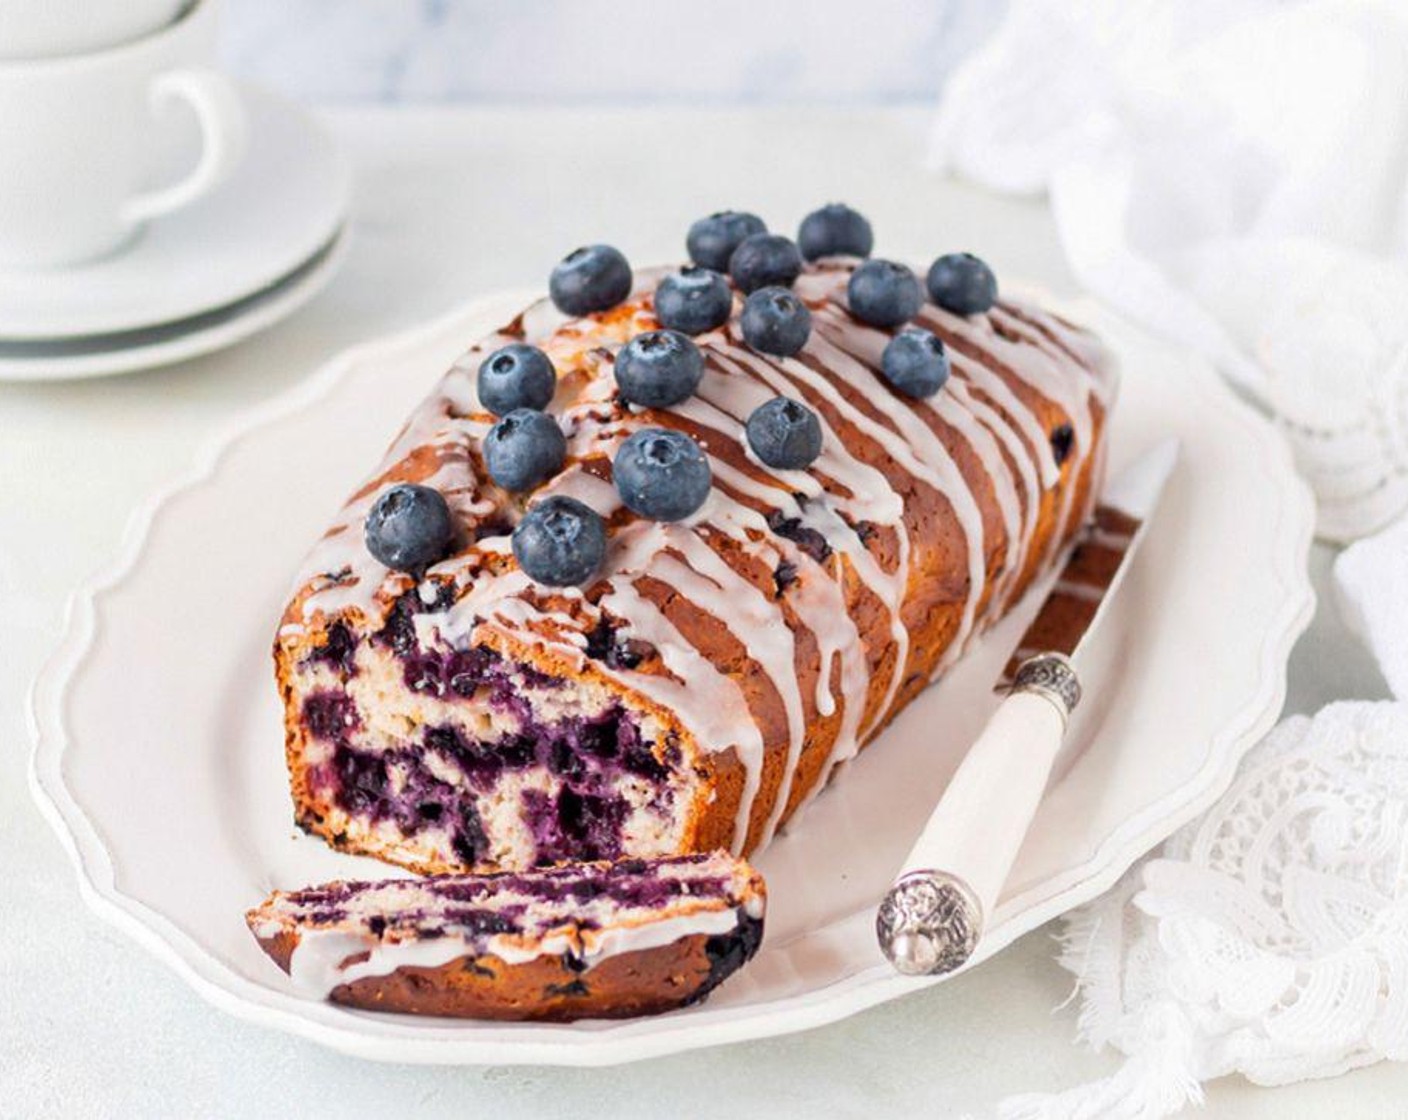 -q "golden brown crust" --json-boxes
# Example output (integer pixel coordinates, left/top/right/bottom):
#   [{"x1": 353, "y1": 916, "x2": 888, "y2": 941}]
[
  {"x1": 254, "y1": 928, "x2": 742, "y2": 1021},
  {"x1": 274, "y1": 264, "x2": 1114, "y2": 872}
]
